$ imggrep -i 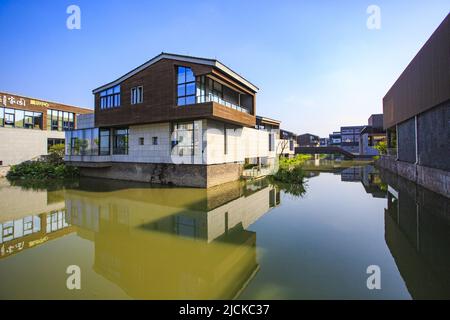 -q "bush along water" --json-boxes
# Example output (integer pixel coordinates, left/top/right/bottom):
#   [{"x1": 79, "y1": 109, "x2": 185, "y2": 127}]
[
  {"x1": 6, "y1": 144, "x2": 79, "y2": 181},
  {"x1": 271, "y1": 154, "x2": 310, "y2": 184}
]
